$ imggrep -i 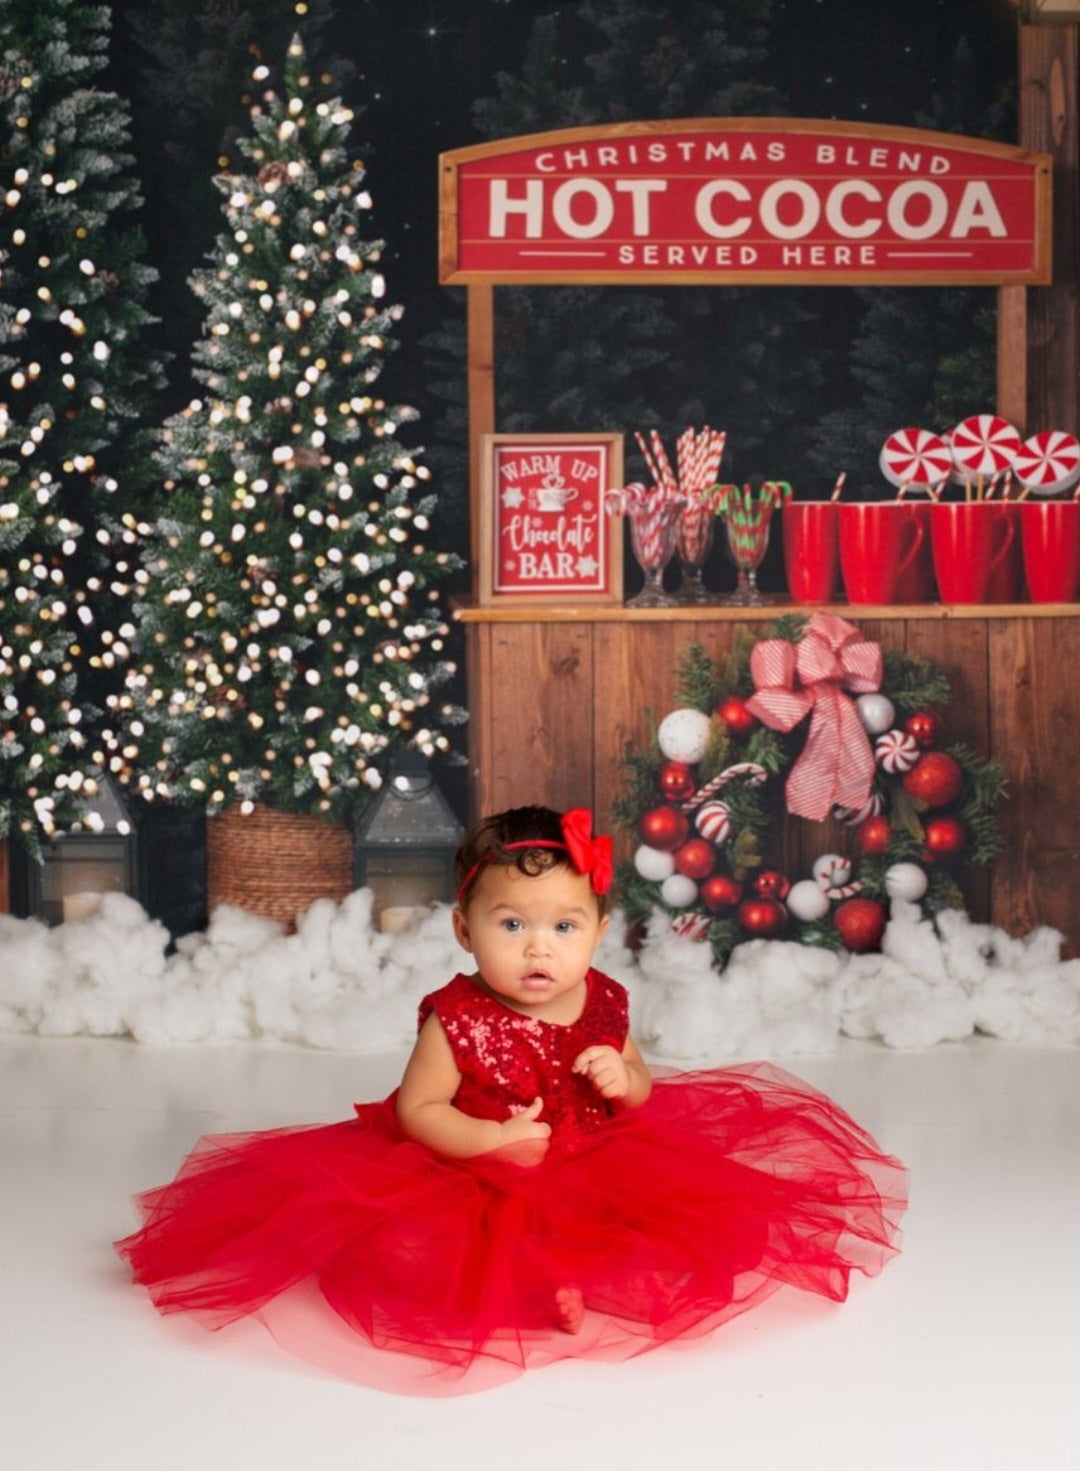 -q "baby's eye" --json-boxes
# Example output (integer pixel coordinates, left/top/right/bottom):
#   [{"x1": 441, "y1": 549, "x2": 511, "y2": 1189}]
[
  {"x1": 555, "y1": 920, "x2": 577, "y2": 934},
  {"x1": 500, "y1": 918, "x2": 523, "y2": 932}
]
